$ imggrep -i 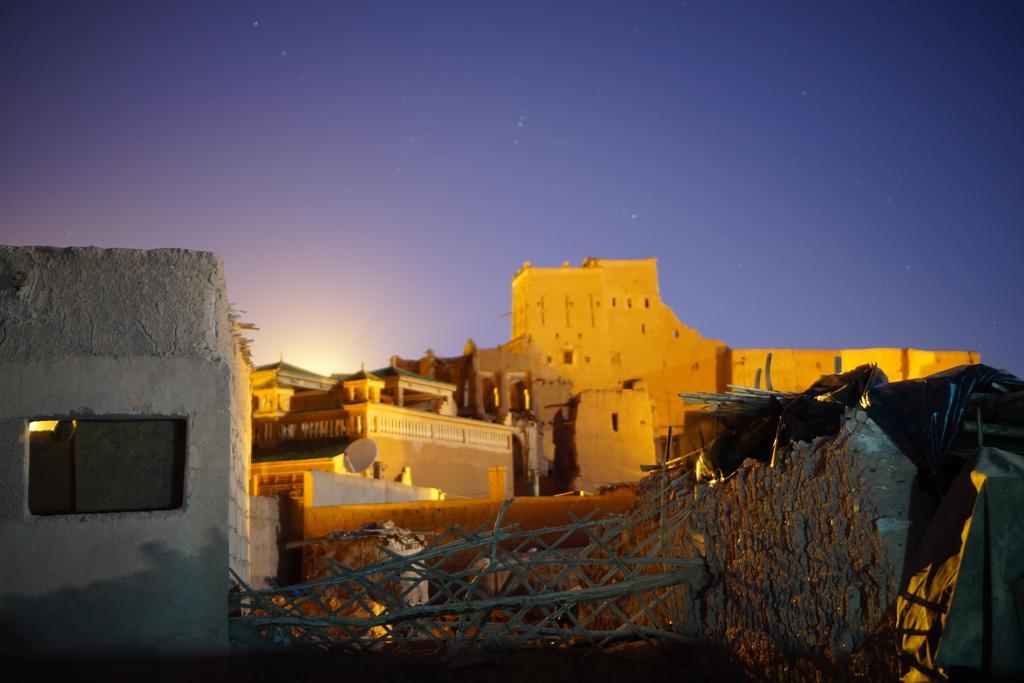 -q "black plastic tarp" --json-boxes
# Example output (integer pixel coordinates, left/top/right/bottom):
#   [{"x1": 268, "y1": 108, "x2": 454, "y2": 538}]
[
  {"x1": 700, "y1": 364, "x2": 886, "y2": 479},
  {"x1": 696, "y1": 363, "x2": 1023, "y2": 486},
  {"x1": 865, "y1": 364, "x2": 1024, "y2": 490}
]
